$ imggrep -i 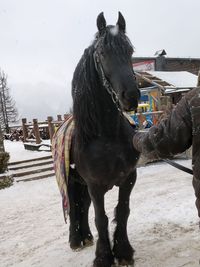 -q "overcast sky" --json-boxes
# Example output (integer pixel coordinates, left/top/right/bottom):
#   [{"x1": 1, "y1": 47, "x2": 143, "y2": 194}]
[{"x1": 1, "y1": 0, "x2": 200, "y2": 121}]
